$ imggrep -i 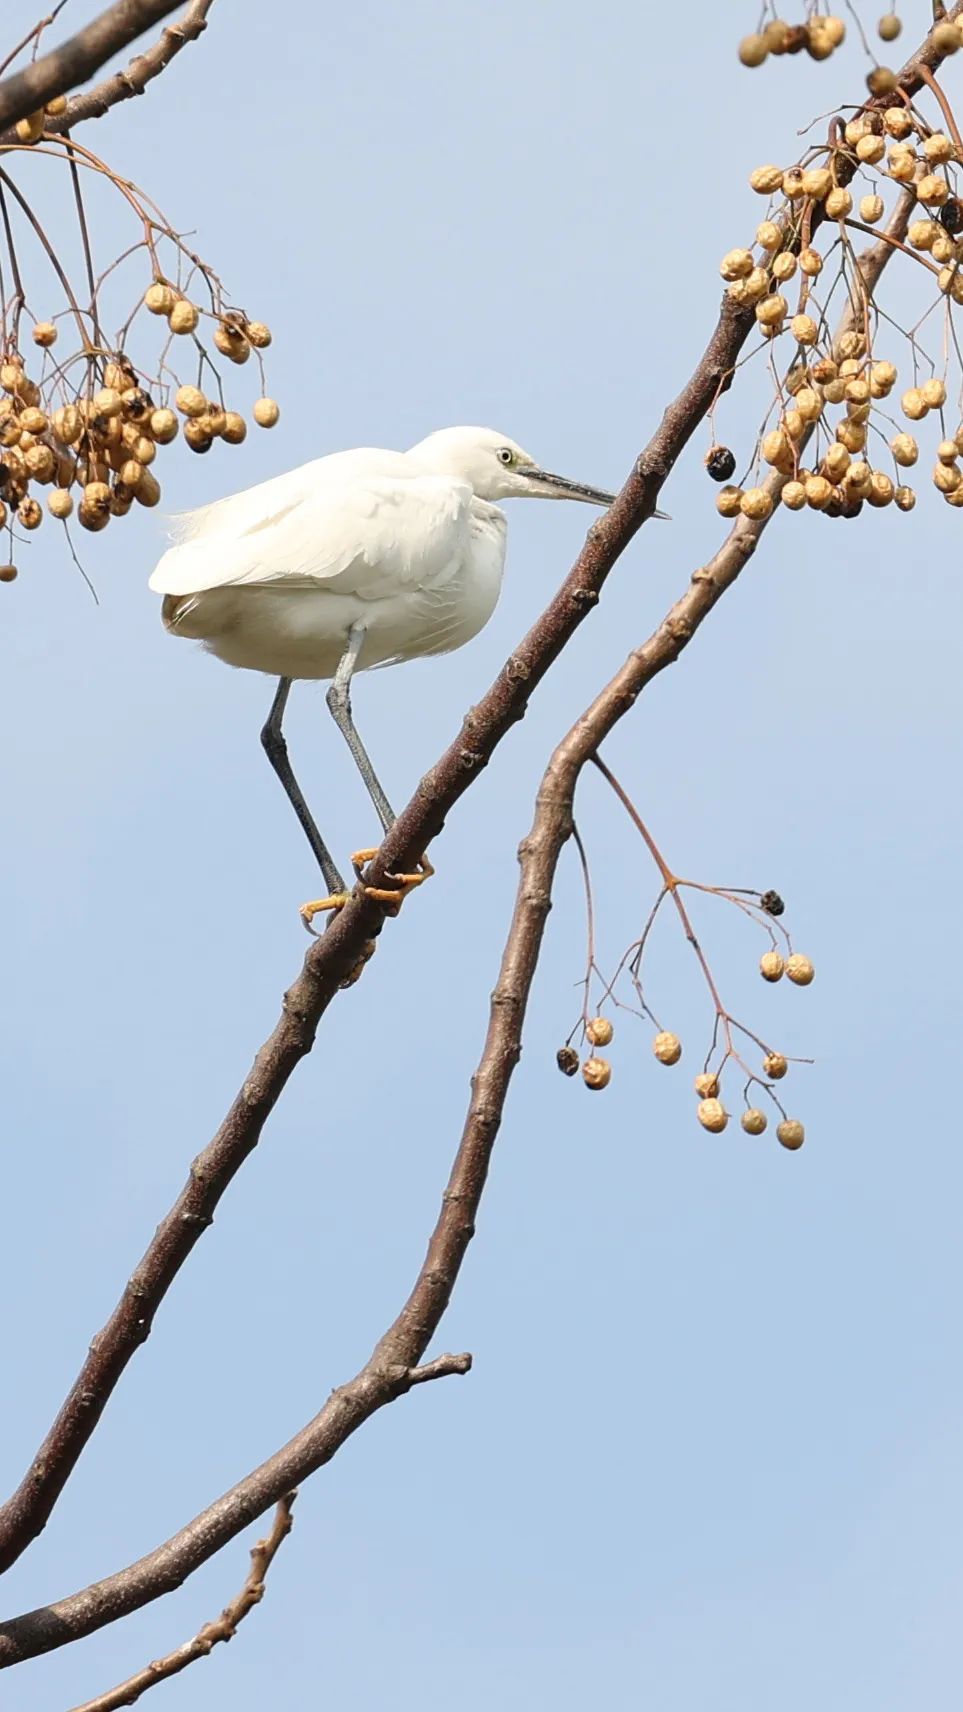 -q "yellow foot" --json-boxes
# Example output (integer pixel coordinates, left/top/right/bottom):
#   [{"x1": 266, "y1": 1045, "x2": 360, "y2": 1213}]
[
  {"x1": 299, "y1": 890, "x2": 351, "y2": 933},
  {"x1": 351, "y1": 847, "x2": 435, "y2": 913}
]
